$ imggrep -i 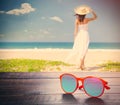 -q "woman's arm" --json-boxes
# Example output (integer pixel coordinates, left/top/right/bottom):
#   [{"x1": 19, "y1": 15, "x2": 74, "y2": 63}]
[
  {"x1": 87, "y1": 10, "x2": 97, "y2": 22},
  {"x1": 74, "y1": 19, "x2": 79, "y2": 39}
]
